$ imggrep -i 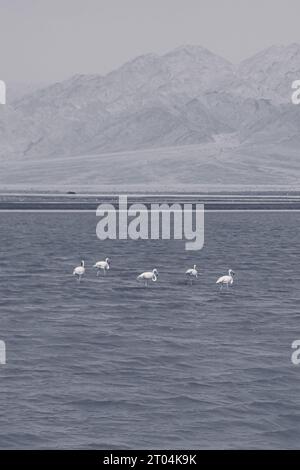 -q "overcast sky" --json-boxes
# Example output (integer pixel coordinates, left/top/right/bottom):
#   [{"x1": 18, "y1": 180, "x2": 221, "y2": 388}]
[{"x1": 1, "y1": 0, "x2": 300, "y2": 83}]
